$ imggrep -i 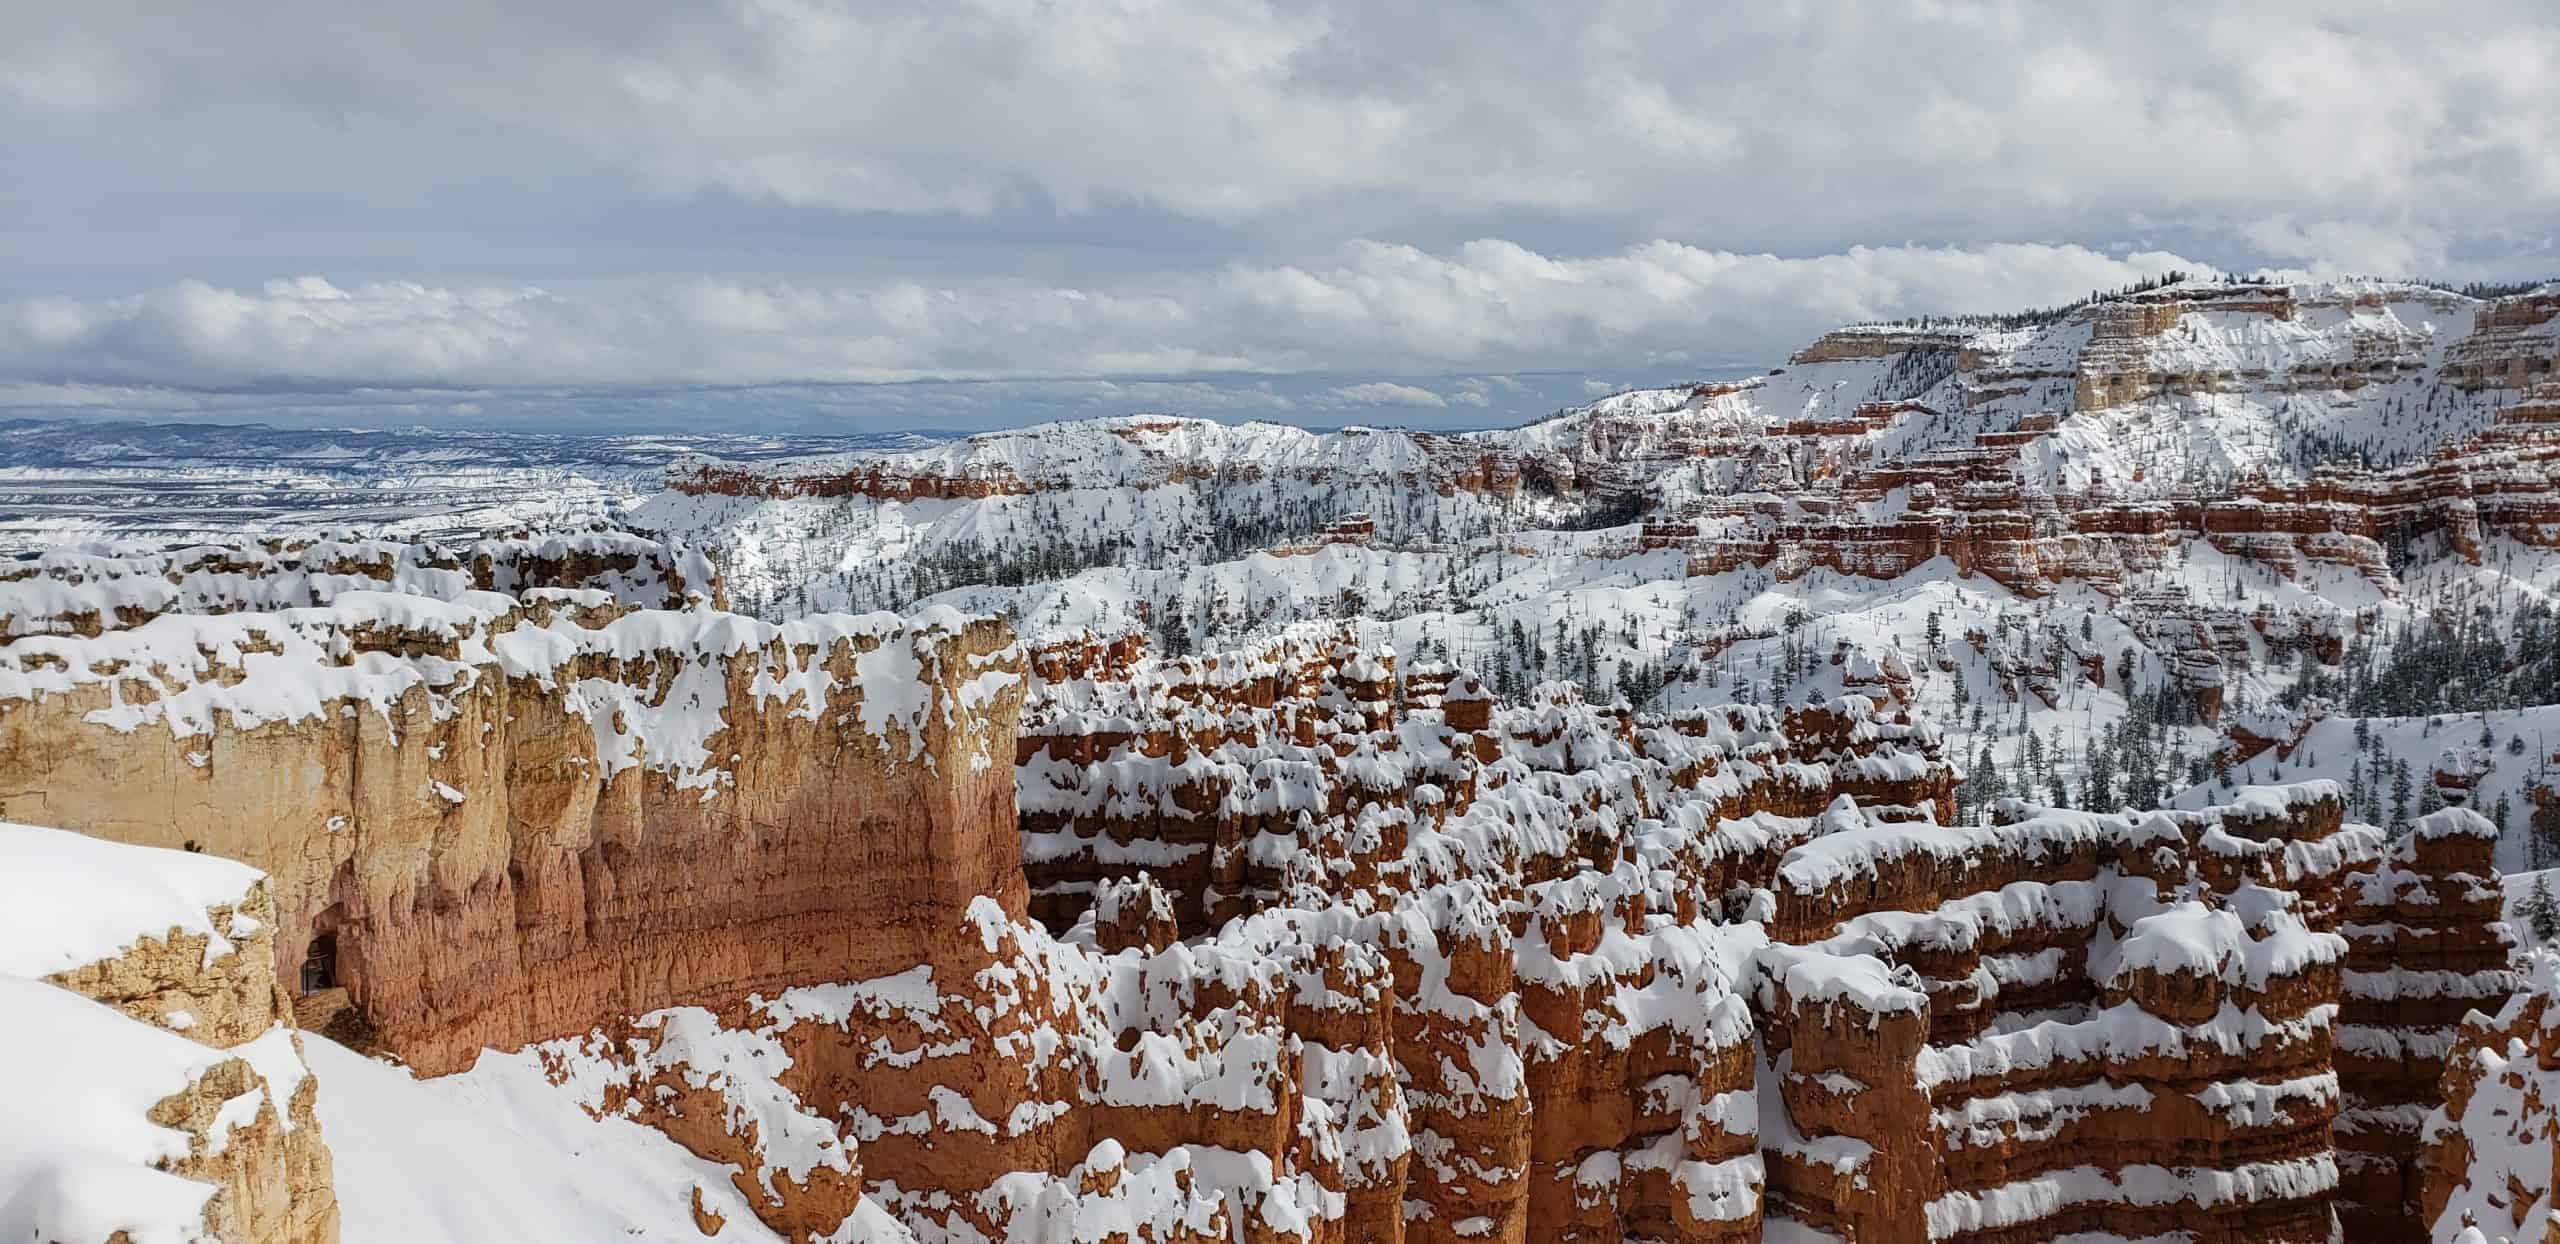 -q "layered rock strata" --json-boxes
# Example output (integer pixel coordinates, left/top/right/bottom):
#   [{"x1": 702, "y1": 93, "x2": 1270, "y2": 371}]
[
  {"x1": 1013, "y1": 627, "x2": 1954, "y2": 935},
  {"x1": 0, "y1": 550, "x2": 1024, "y2": 1077},
  {"x1": 1754, "y1": 784, "x2": 2439, "y2": 1244},
  {"x1": 2335, "y1": 809, "x2": 2524, "y2": 1241}
]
